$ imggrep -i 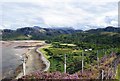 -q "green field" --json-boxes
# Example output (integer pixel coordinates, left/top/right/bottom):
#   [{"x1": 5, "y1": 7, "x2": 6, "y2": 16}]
[
  {"x1": 39, "y1": 44, "x2": 51, "y2": 59},
  {"x1": 39, "y1": 44, "x2": 83, "y2": 73},
  {"x1": 39, "y1": 43, "x2": 97, "y2": 73},
  {"x1": 39, "y1": 43, "x2": 120, "y2": 74}
]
